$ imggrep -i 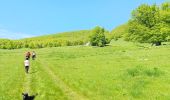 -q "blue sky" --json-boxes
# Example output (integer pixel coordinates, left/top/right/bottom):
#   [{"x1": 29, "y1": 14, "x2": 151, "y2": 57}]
[{"x1": 0, "y1": 0, "x2": 165, "y2": 39}]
